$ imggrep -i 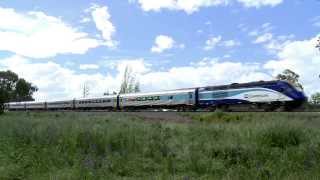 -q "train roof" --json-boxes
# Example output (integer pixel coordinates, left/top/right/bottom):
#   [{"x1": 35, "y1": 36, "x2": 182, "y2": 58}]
[
  {"x1": 200, "y1": 80, "x2": 282, "y2": 91},
  {"x1": 73, "y1": 95, "x2": 118, "y2": 101},
  {"x1": 119, "y1": 89, "x2": 195, "y2": 97}
]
